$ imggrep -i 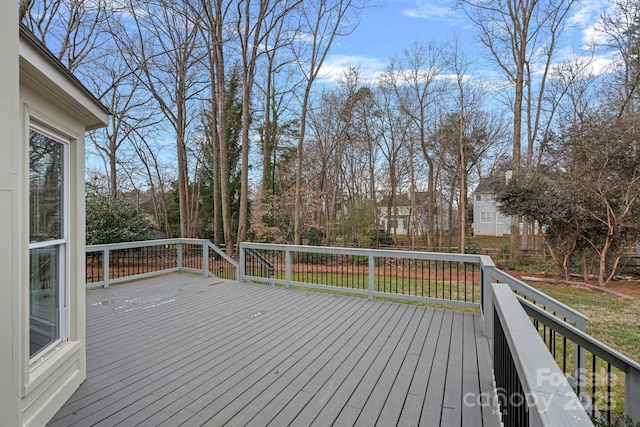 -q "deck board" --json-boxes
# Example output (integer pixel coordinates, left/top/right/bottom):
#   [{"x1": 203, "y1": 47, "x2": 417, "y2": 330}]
[{"x1": 49, "y1": 273, "x2": 499, "y2": 427}]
